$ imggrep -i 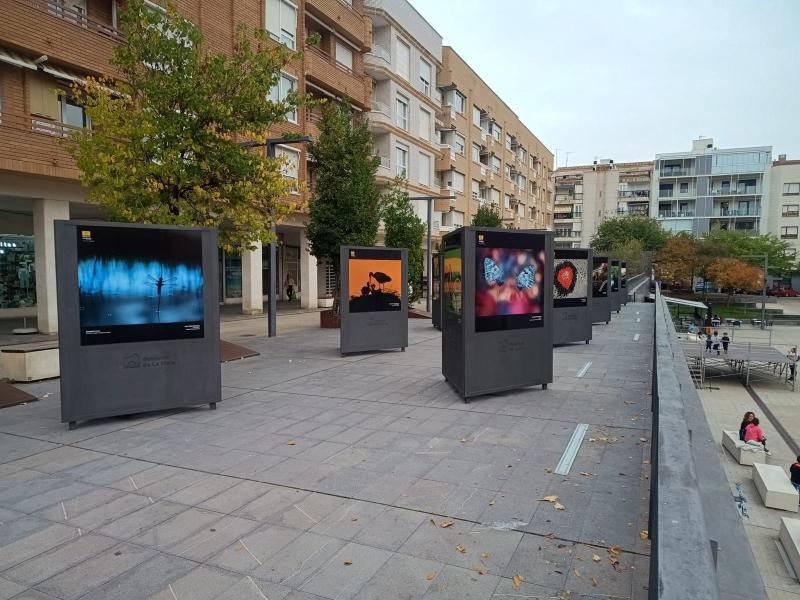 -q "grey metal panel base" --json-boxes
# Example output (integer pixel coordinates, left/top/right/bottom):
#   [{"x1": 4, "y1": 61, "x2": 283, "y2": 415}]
[
  {"x1": 553, "y1": 306, "x2": 592, "y2": 345},
  {"x1": 591, "y1": 295, "x2": 611, "y2": 324},
  {"x1": 432, "y1": 297, "x2": 441, "y2": 330},
  {"x1": 441, "y1": 227, "x2": 554, "y2": 401},
  {"x1": 55, "y1": 221, "x2": 221, "y2": 428},
  {"x1": 340, "y1": 246, "x2": 408, "y2": 355}
]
